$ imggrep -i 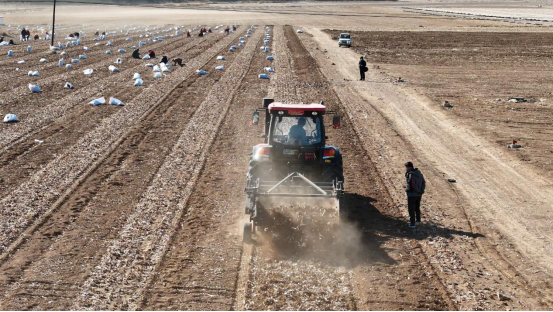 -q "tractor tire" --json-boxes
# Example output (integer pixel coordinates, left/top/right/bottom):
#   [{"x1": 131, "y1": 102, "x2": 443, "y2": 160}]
[
  {"x1": 247, "y1": 158, "x2": 271, "y2": 183},
  {"x1": 322, "y1": 155, "x2": 344, "y2": 184}
]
